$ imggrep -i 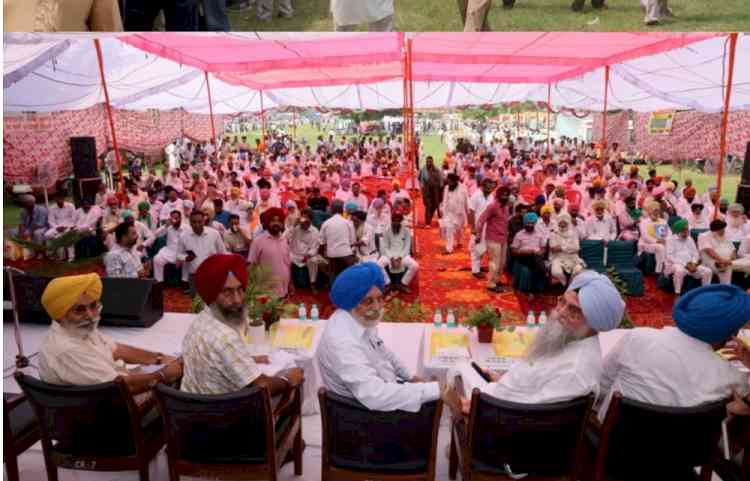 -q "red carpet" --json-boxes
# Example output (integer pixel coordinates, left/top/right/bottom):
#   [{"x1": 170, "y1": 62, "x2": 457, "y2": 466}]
[{"x1": 5, "y1": 195, "x2": 676, "y2": 327}]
